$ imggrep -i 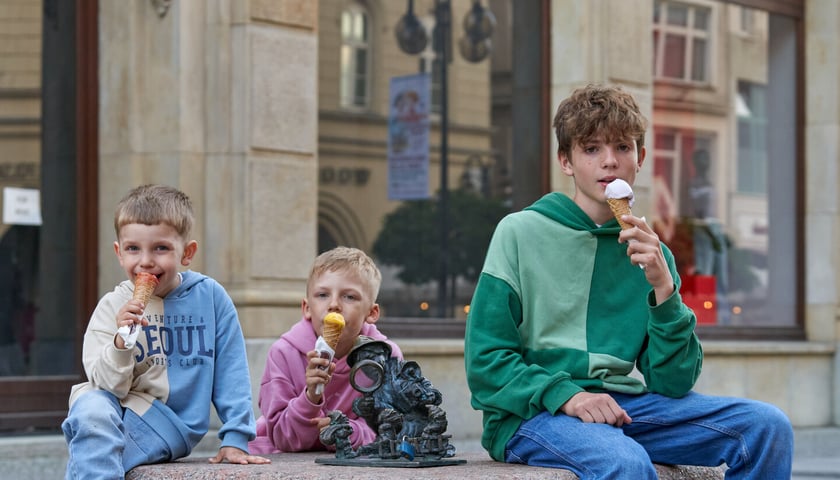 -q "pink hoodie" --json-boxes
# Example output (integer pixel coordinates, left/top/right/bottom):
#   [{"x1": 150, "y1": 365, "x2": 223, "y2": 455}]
[{"x1": 248, "y1": 318, "x2": 403, "y2": 454}]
